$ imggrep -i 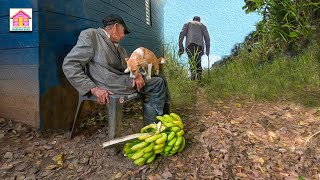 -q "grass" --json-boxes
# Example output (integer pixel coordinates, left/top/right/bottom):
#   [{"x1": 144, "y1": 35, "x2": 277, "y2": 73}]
[
  {"x1": 164, "y1": 41, "x2": 320, "y2": 107},
  {"x1": 206, "y1": 42, "x2": 320, "y2": 106},
  {"x1": 163, "y1": 44, "x2": 198, "y2": 108}
]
